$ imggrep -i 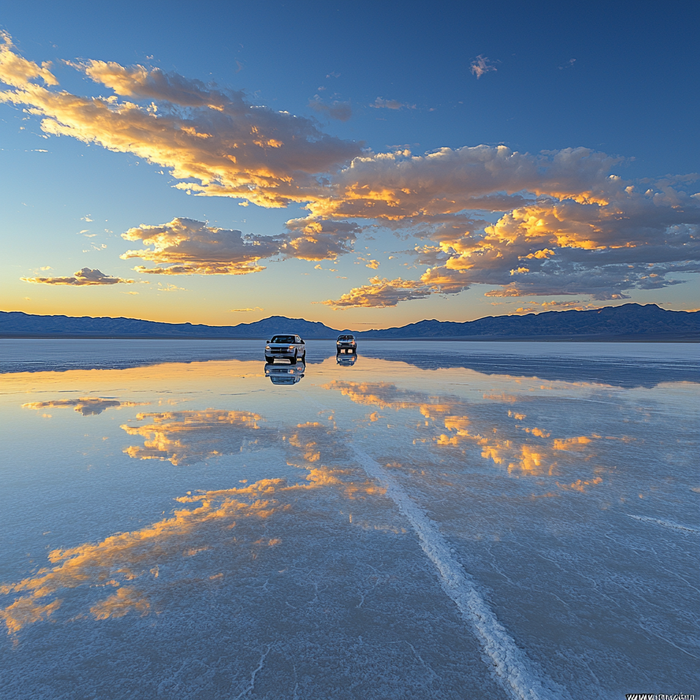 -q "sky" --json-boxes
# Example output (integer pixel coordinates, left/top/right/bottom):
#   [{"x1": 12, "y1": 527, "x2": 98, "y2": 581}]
[{"x1": 1, "y1": 0, "x2": 699, "y2": 329}]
